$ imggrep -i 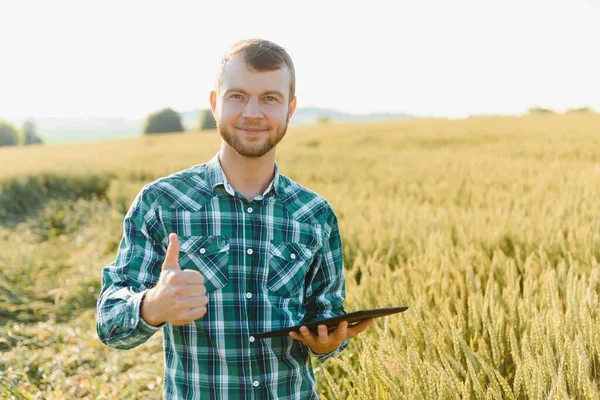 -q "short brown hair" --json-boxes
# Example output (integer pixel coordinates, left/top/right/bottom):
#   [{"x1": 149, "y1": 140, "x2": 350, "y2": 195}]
[{"x1": 216, "y1": 38, "x2": 296, "y2": 101}]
